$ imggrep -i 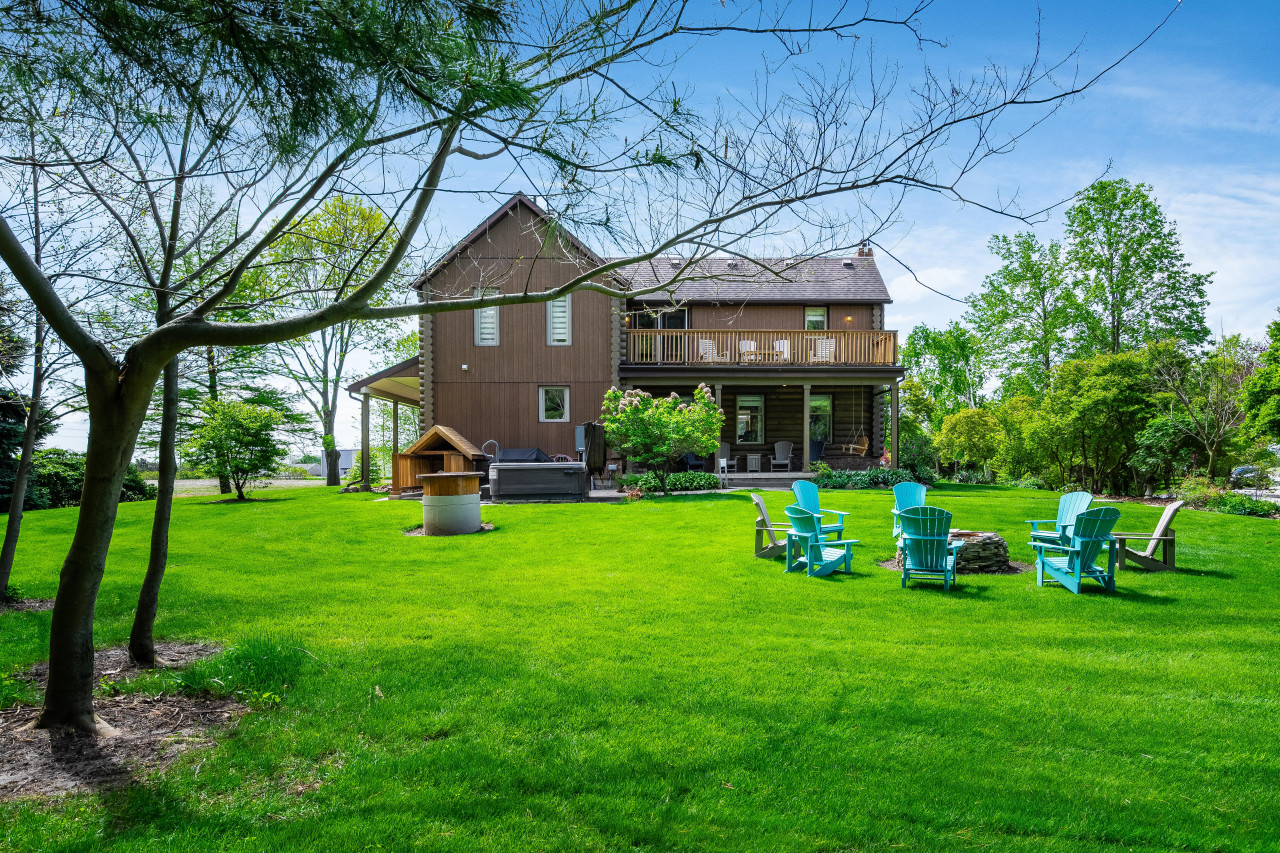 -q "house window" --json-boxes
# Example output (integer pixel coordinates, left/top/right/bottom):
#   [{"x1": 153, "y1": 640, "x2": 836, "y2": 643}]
[
  {"x1": 809, "y1": 394, "x2": 832, "y2": 443},
  {"x1": 474, "y1": 288, "x2": 499, "y2": 346},
  {"x1": 805, "y1": 307, "x2": 828, "y2": 330},
  {"x1": 546, "y1": 295, "x2": 572, "y2": 345},
  {"x1": 539, "y1": 386, "x2": 569, "y2": 422},
  {"x1": 737, "y1": 394, "x2": 764, "y2": 444}
]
